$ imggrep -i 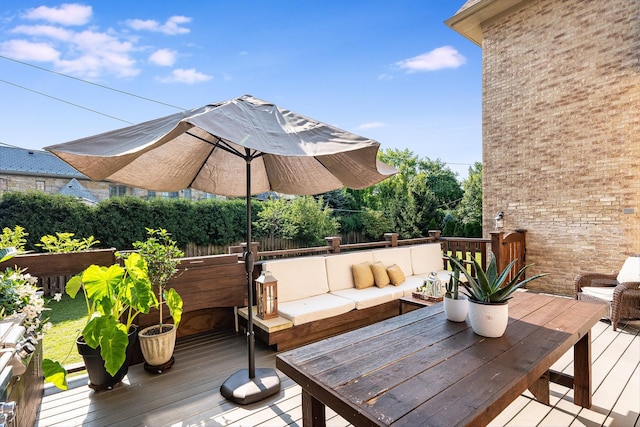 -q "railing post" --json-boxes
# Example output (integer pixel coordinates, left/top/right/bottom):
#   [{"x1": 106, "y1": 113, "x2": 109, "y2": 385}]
[
  {"x1": 384, "y1": 233, "x2": 398, "y2": 247},
  {"x1": 490, "y1": 231, "x2": 506, "y2": 272},
  {"x1": 325, "y1": 236, "x2": 341, "y2": 254},
  {"x1": 428, "y1": 230, "x2": 442, "y2": 240},
  {"x1": 240, "y1": 242, "x2": 260, "y2": 261}
]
